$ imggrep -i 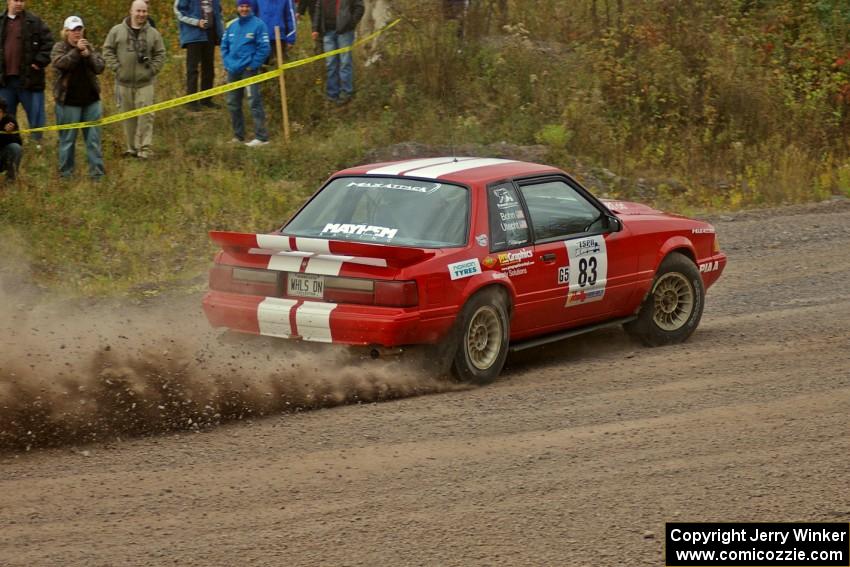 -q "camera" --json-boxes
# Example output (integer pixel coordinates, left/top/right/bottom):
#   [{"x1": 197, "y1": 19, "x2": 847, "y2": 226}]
[{"x1": 137, "y1": 53, "x2": 150, "y2": 65}]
